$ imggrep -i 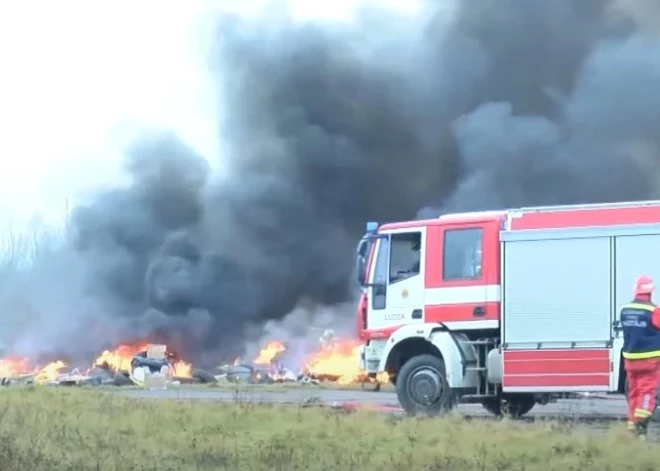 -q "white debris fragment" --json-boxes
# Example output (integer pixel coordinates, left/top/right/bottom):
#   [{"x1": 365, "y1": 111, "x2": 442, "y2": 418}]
[
  {"x1": 320, "y1": 329, "x2": 335, "y2": 347},
  {"x1": 281, "y1": 370, "x2": 297, "y2": 382}
]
